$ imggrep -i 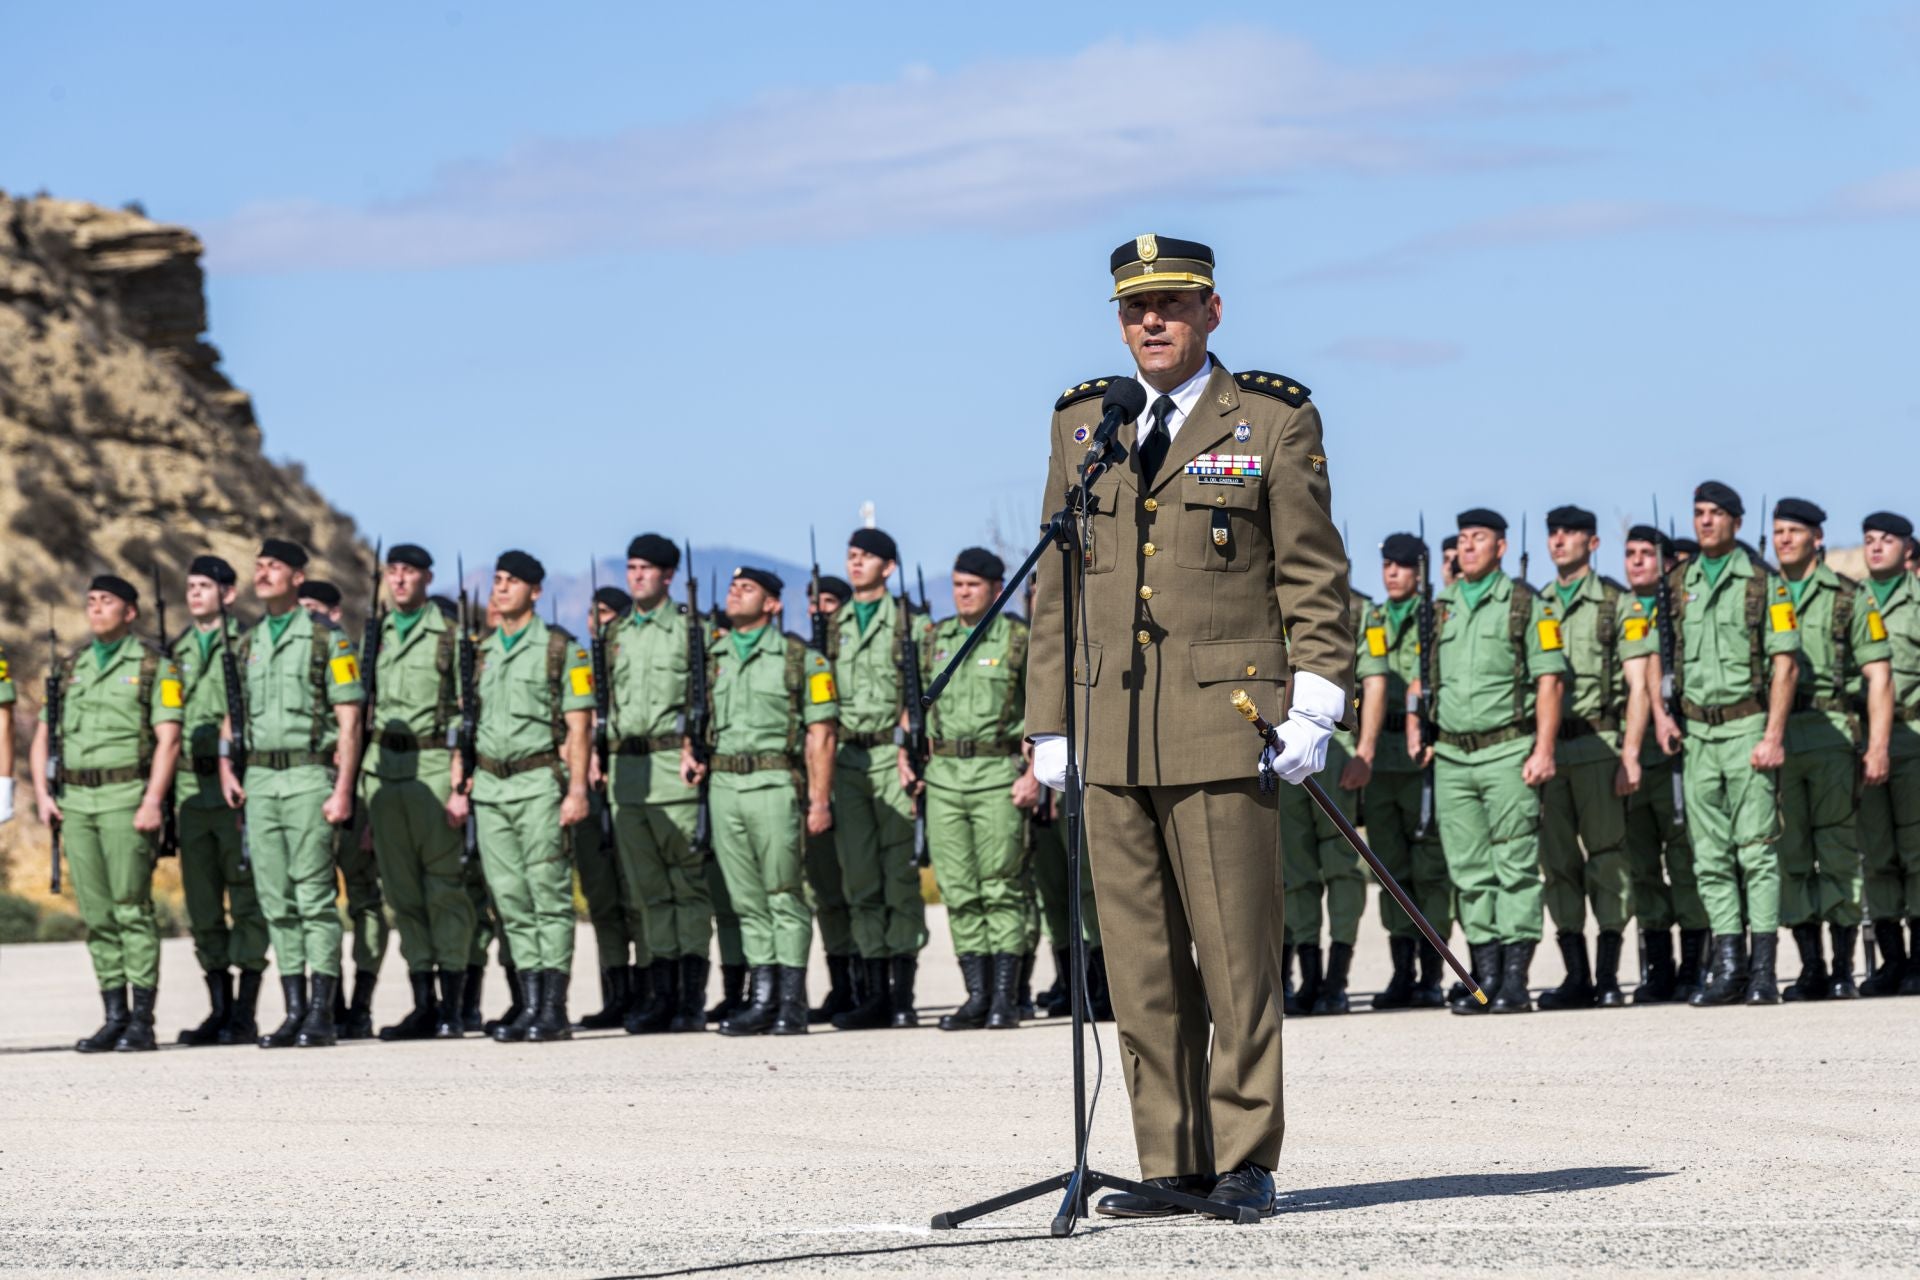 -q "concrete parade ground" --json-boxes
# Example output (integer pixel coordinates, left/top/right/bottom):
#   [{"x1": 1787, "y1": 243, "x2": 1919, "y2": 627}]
[{"x1": 2, "y1": 903, "x2": 1916, "y2": 1279}]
